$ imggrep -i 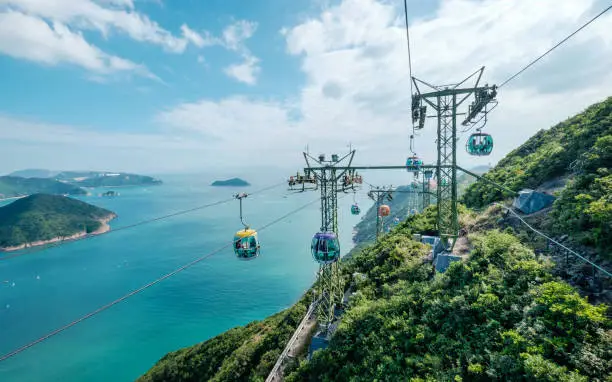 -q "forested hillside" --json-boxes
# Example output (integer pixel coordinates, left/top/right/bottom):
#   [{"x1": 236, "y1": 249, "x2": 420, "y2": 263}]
[
  {"x1": 287, "y1": 229, "x2": 610, "y2": 381},
  {"x1": 463, "y1": 96, "x2": 611, "y2": 207},
  {"x1": 0, "y1": 194, "x2": 115, "y2": 249},
  {"x1": 0, "y1": 176, "x2": 85, "y2": 199},
  {"x1": 463, "y1": 96, "x2": 612, "y2": 259}
]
